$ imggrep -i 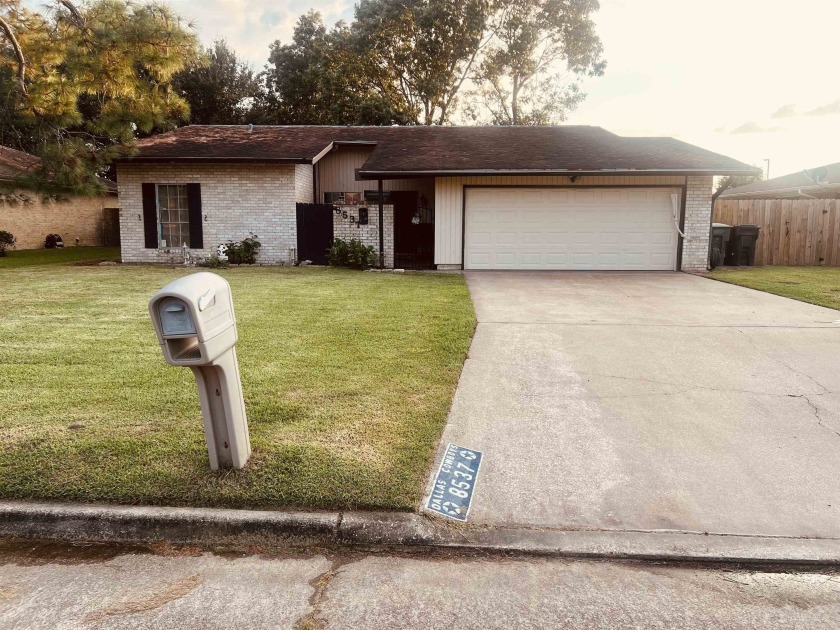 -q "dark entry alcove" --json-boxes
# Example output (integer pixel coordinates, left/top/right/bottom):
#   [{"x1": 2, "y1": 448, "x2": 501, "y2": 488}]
[{"x1": 391, "y1": 191, "x2": 434, "y2": 269}]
